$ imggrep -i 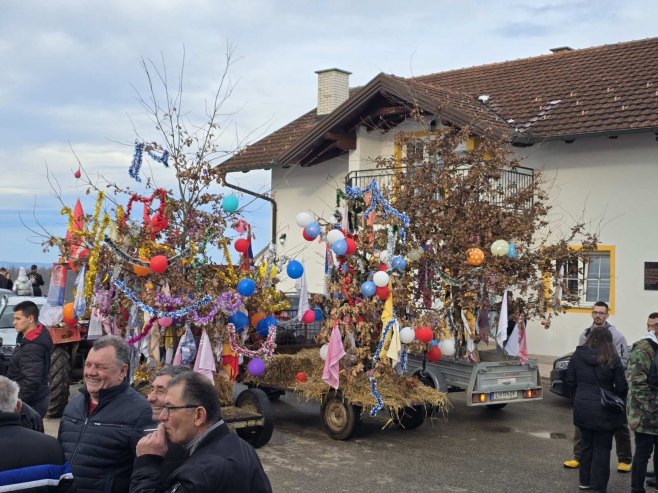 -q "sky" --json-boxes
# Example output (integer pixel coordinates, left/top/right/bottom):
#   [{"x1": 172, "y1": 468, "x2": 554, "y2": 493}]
[{"x1": 1, "y1": 0, "x2": 657, "y2": 265}]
